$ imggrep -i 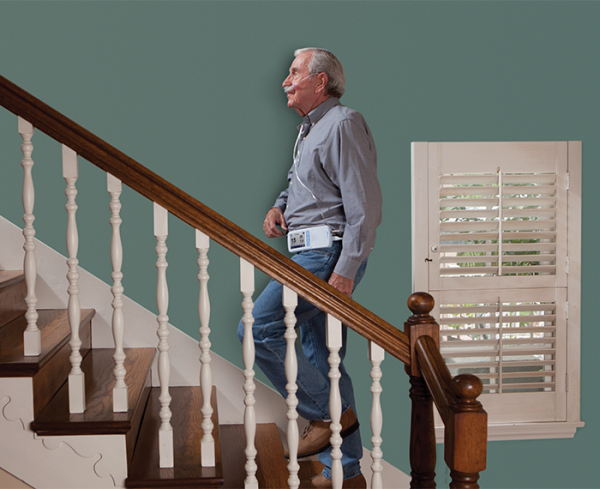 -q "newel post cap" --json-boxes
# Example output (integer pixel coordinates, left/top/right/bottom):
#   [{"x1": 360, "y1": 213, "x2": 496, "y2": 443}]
[
  {"x1": 404, "y1": 292, "x2": 439, "y2": 377},
  {"x1": 450, "y1": 374, "x2": 484, "y2": 412},
  {"x1": 406, "y1": 292, "x2": 435, "y2": 325}
]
